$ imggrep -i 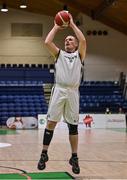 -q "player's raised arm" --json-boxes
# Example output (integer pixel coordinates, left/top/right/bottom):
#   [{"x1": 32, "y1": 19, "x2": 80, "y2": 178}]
[
  {"x1": 44, "y1": 24, "x2": 60, "y2": 58},
  {"x1": 69, "y1": 14, "x2": 86, "y2": 61},
  {"x1": 45, "y1": 10, "x2": 72, "y2": 59}
]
